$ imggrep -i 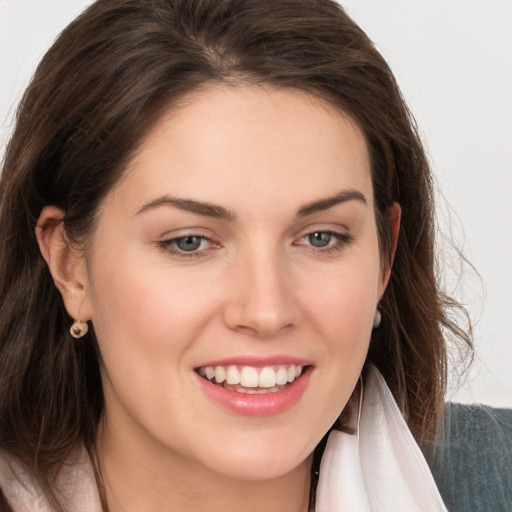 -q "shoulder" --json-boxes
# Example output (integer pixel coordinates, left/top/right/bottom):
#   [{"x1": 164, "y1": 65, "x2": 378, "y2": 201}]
[
  {"x1": 0, "y1": 448, "x2": 33, "y2": 512},
  {"x1": 0, "y1": 448, "x2": 45, "y2": 512},
  {"x1": 0, "y1": 444, "x2": 102, "y2": 512},
  {"x1": 428, "y1": 403, "x2": 512, "y2": 512}
]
